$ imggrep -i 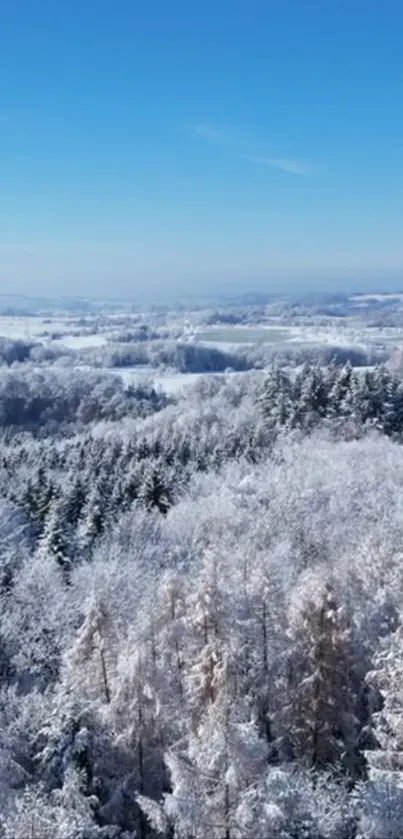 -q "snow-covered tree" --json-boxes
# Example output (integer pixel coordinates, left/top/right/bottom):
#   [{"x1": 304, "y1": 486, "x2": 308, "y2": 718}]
[{"x1": 278, "y1": 572, "x2": 364, "y2": 777}]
